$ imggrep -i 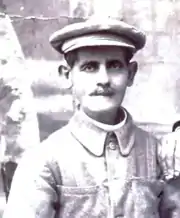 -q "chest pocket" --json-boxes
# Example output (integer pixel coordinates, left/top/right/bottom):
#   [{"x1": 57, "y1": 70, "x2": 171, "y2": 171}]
[
  {"x1": 56, "y1": 185, "x2": 107, "y2": 218},
  {"x1": 120, "y1": 179, "x2": 164, "y2": 218},
  {"x1": 122, "y1": 133, "x2": 164, "y2": 218}
]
